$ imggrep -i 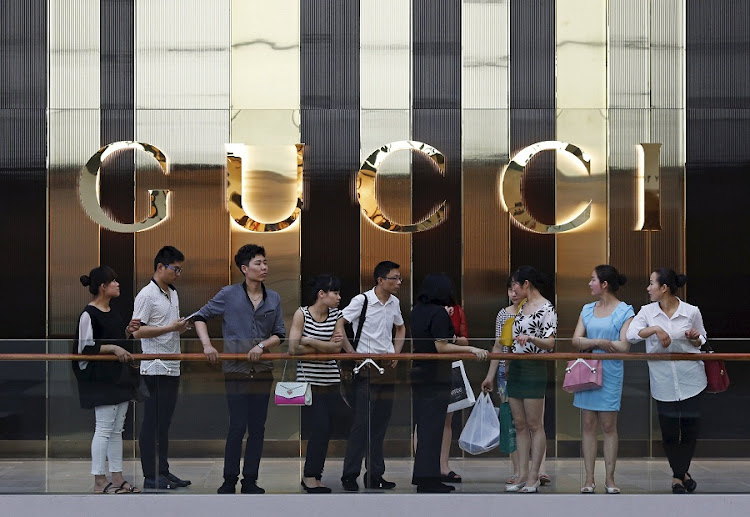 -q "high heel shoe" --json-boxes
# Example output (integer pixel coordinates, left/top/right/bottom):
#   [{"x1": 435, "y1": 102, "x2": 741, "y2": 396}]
[
  {"x1": 604, "y1": 484, "x2": 620, "y2": 494},
  {"x1": 301, "y1": 480, "x2": 332, "y2": 494},
  {"x1": 504, "y1": 481, "x2": 526, "y2": 492},
  {"x1": 580, "y1": 482, "x2": 596, "y2": 494},
  {"x1": 520, "y1": 480, "x2": 541, "y2": 493}
]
